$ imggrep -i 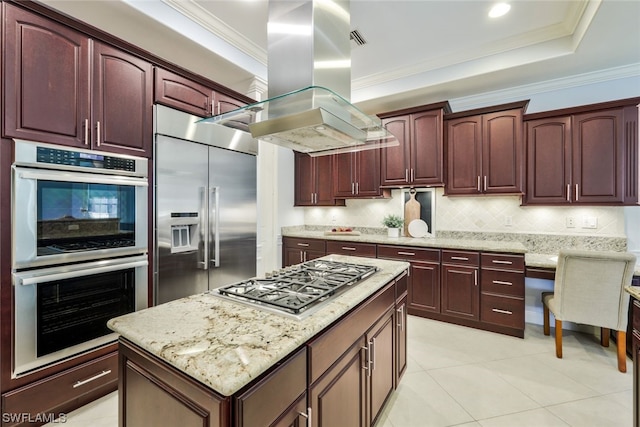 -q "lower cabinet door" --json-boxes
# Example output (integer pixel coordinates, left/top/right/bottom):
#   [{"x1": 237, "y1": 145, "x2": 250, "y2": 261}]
[
  {"x1": 309, "y1": 338, "x2": 367, "y2": 427},
  {"x1": 367, "y1": 310, "x2": 395, "y2": 426},
  {"x1": 408, "y1": 262, "x2": 441, "y2": 314},
  {"x1": 441, "y1": 265, "x2": 479, "y2": 320}
]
